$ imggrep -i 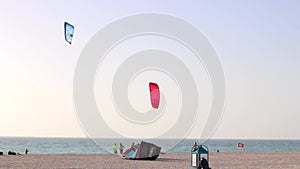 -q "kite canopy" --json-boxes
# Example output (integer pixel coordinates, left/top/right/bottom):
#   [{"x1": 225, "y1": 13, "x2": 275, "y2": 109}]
[
  {"x1": 64, "y1": 22, "x2": 74, "y2": 44},
  {"x1": 149, "y1": 82, "x2": 160, "y2": 109},
  {"x1": 122, "y1": 141, "x2": 161, "y2": 160}
]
